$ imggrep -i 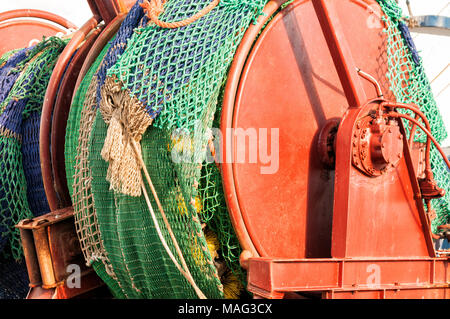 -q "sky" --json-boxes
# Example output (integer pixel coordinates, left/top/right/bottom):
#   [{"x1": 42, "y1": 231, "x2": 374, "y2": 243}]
[{"x1": 0, "y1": 0, "x2": 449, "y2": 146}]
